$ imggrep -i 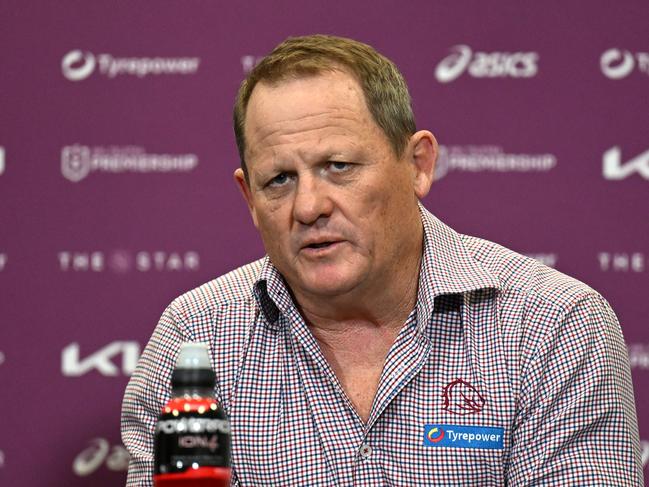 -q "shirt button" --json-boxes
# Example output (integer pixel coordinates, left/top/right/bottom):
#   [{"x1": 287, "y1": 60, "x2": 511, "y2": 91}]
[{"x1": 359, "y1": 443, "x2": 373, "y2": 459}]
